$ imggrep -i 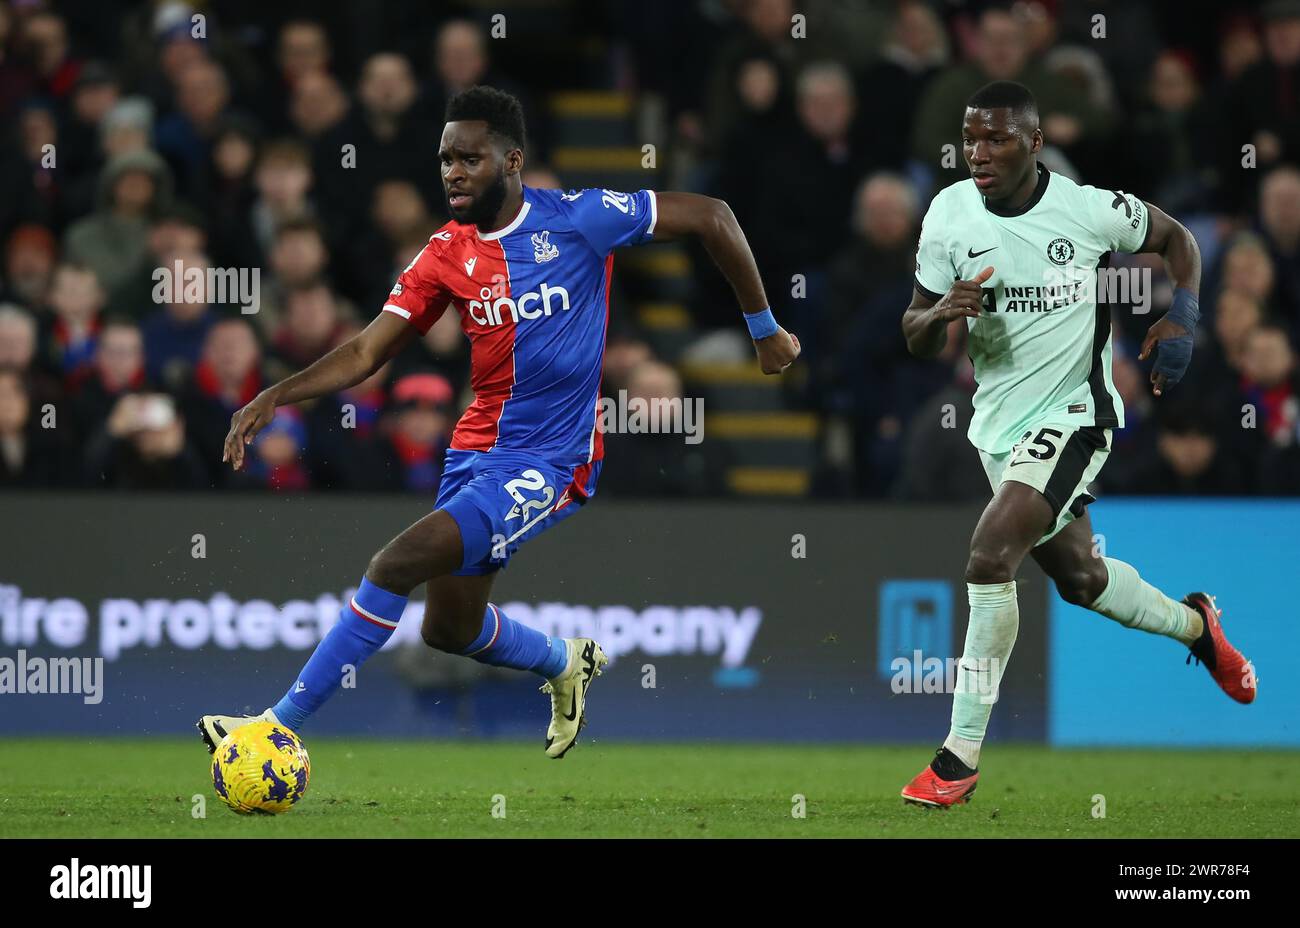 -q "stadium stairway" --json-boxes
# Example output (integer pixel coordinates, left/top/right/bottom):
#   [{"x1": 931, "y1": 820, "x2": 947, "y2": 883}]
[{"x1": 548, "y1": 91, "x2": 819, "y2": 498}]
